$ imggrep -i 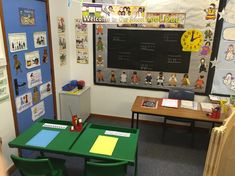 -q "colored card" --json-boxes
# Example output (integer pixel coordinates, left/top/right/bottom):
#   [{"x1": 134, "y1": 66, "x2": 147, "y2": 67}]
[
  {"x1": 27, "y1": 69, "x2": 42, "y2": 88},
  {"x1": 39, "y1": 81, "x2": 52, "y2": 100},
  {"x1": 25, "y1": 51, "x2": 40, "y2": 69},
  {"x1": 19, "y1": 8, "x2": 35, "y2": 25},
  {"x1": 8, "y1": 33, "x2": 27, "y2": 52},
  {"x1": 15, "y1": 92, "x2": 33, "y2": 113},
  {"x1": 31, "y1": 101, "x2": 45, "y2": 121},
  {"x1": 26, "y1": 129, "x2": 60, "y2": 147},
  {"x1": 33, "y1": 32, "x2": 47, "y2": 48},
  {"x1": 90, "y1": 135, "x2": 118, "y2": 156}
]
